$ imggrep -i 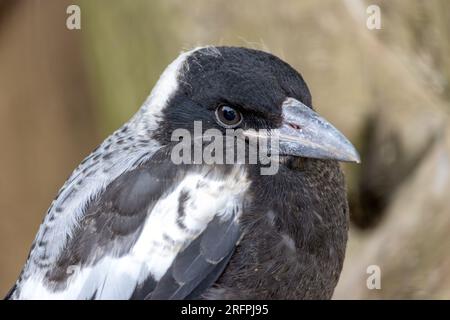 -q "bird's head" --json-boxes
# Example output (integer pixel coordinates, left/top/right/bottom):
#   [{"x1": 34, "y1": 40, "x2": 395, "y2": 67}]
[{"x1": 143, "y1": 46, "x2": 360, "y2": 168}]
